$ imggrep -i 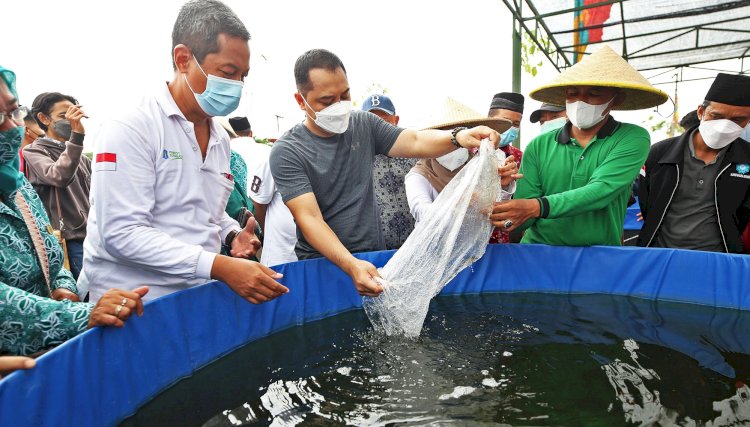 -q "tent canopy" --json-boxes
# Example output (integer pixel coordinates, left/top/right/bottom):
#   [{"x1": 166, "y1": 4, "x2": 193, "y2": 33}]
[{"x1": 505, "y1": 0, "x2": 750, "y2": 75}]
